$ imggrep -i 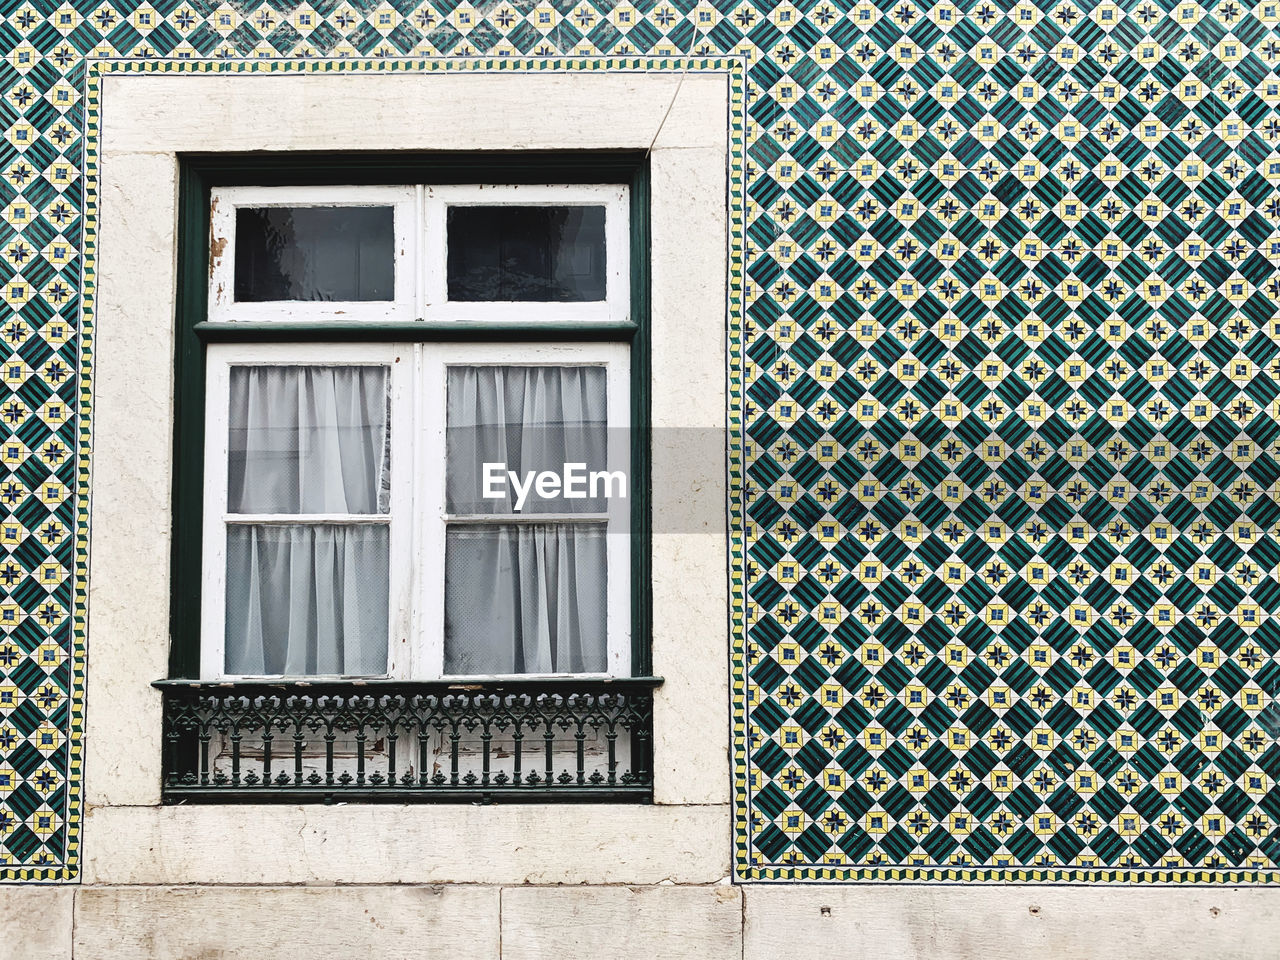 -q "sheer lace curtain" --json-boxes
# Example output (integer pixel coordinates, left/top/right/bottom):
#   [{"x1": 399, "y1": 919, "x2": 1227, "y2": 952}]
[
  {"x1": 220, "y1": 362, "x2": 610, "y2": 678},
  {"x1": 444, "y1": 365, "x2": 609, "y2": 674},
  {"x1": 223, "y1": 365, "x2": 390, "y2": 676}
]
